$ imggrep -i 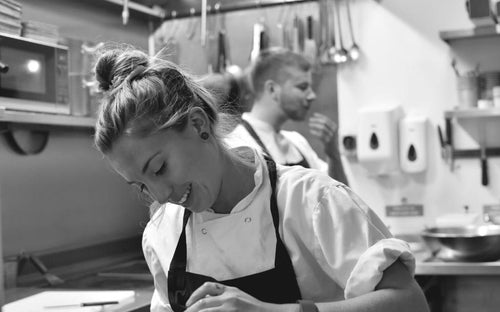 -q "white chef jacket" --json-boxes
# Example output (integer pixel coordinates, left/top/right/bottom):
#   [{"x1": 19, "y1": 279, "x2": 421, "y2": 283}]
[
  {"x1": 142, "y1": 148, "x2": 414, "y2": 312},
  {"x1": 225, "y1": 113, "x2": 328, "y2": 172}
]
